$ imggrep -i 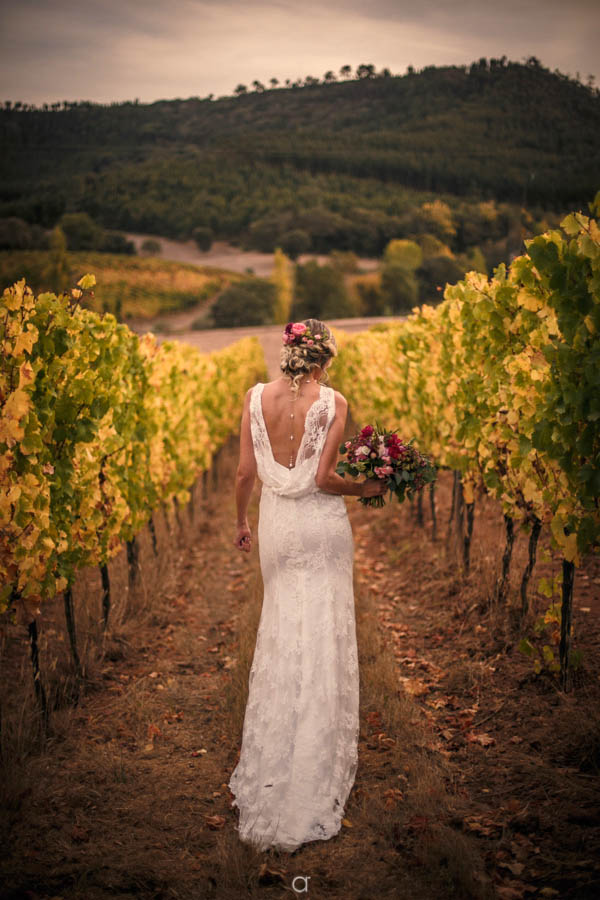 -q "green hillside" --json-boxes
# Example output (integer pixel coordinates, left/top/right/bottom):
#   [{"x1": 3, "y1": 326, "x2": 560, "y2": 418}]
[{"x1": 1, "y1": 56, "x2": 599, "y2": 260}]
